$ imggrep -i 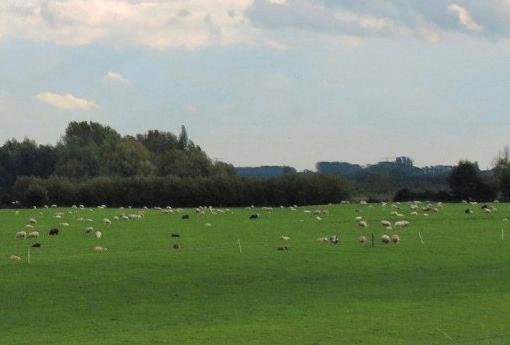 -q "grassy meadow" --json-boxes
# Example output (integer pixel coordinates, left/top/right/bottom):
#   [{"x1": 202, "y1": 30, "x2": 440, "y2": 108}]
[{"x1": 1, "y1": 203, "x2": 510, "y2": 345}]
